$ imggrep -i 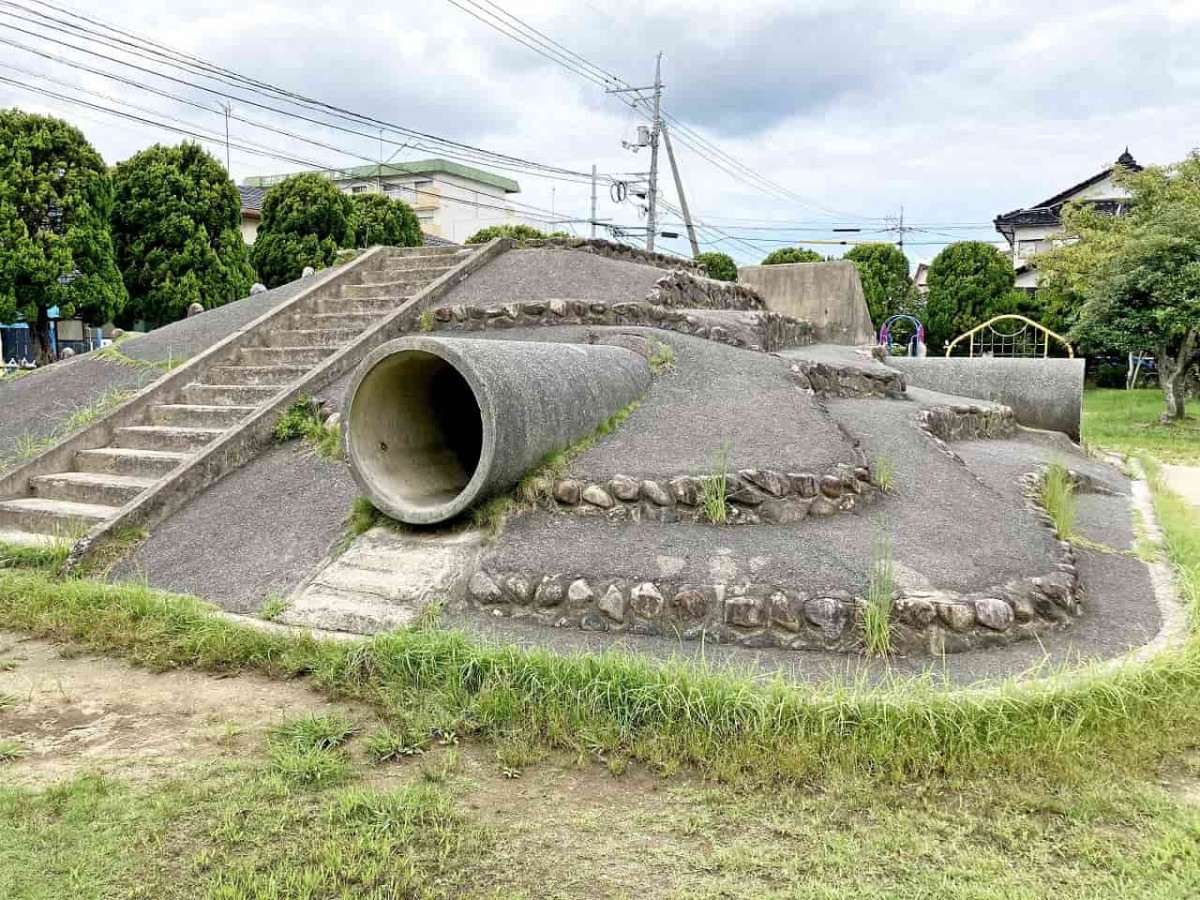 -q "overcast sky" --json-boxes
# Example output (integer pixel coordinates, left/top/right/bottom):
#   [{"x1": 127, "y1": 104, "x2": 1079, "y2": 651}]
[{"x1": 1, "y1": 0, "x2": 1198, "y2": 264}]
